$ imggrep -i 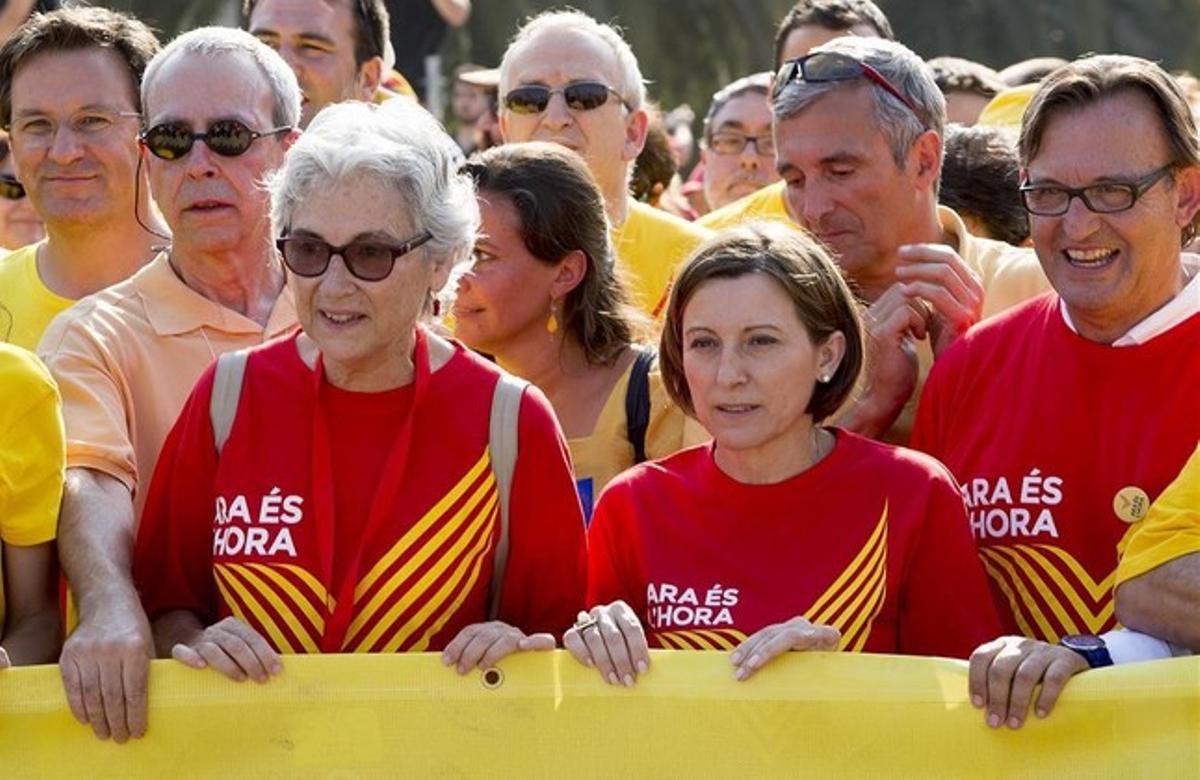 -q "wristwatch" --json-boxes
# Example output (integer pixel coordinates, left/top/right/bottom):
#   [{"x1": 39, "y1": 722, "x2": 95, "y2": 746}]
[{"x1": 1059, "y1": 634, "x2": 1114, "y2": 668}]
